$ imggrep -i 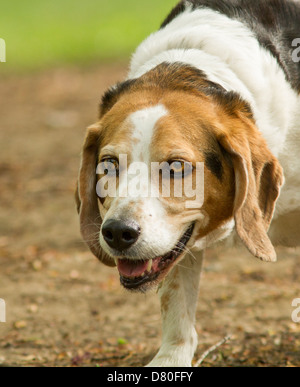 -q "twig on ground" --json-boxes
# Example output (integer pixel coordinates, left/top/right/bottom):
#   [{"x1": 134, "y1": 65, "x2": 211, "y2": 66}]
[{"x1": 194, "y1": 334, "x2": 232, "y2": 367}]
